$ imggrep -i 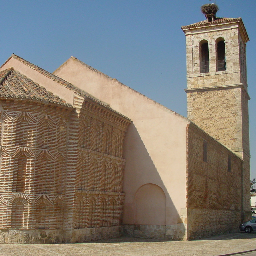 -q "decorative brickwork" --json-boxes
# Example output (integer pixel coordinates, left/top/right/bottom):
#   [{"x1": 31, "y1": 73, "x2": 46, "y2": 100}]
[
  {"x1": 0, "y1": 101, "x2": 70, "y2": 233},
  {"x1": 0, "y1": 69, "x2": 131, "y2": 243},
  {"x1": 73, "y1": 98, "x2": 129, "y2": 233}
]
